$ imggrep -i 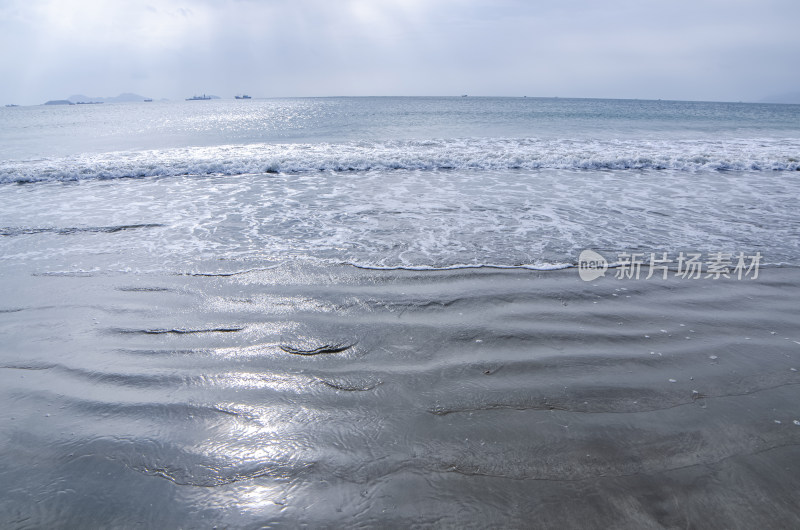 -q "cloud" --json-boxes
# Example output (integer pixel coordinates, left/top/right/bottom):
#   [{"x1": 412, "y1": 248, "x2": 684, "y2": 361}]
[{"x1": 0, "y1": 0, "x2": 798, "y2": 104}]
